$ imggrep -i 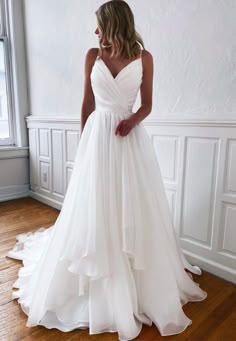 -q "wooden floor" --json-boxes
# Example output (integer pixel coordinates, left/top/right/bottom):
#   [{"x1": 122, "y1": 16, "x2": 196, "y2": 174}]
[{"x1": 1, "y1": 197, "x2": 236, "y2": 341}]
